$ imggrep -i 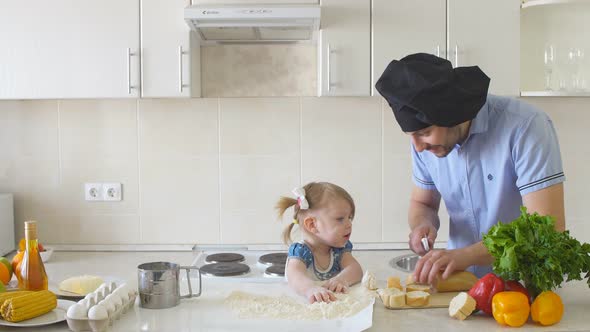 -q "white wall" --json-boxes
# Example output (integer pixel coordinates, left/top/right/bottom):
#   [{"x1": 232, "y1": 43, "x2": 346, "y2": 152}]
[{"x1": 0, "y1": 97, "x2": 587, "y2": 246}]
